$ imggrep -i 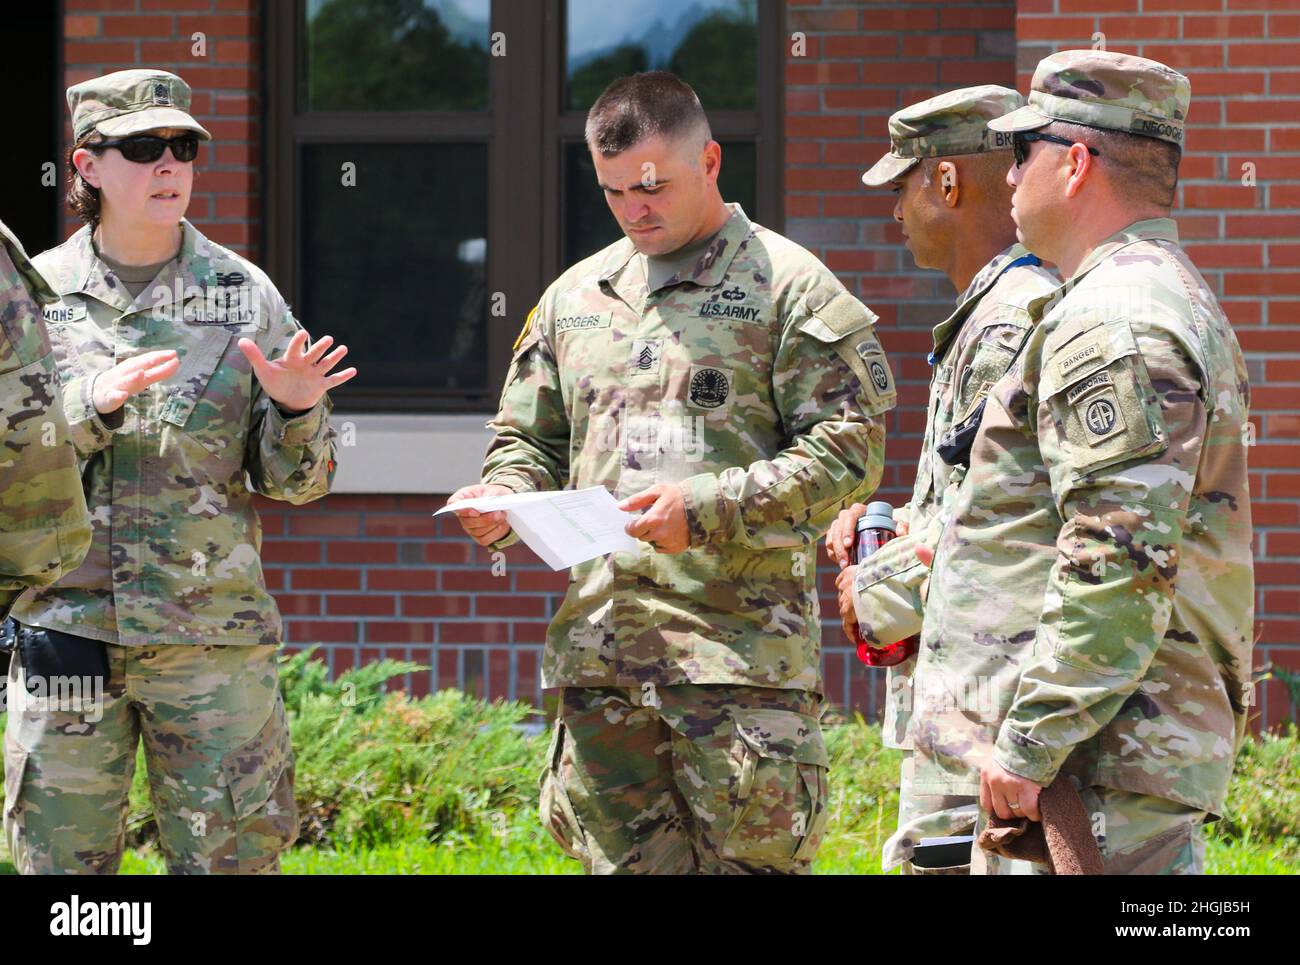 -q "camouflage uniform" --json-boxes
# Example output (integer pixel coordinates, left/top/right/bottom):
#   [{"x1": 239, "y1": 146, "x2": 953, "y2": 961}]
[
  {"x1": 915, "y1": 52, "x2": 1253, "y2": 875},
  {"x1": 857, "y1": 88, "x2": 1060, "y2": 873},
  {"x1": 4, "y1": 70, "x2": 334, "y2": 874},
  {"x1": 483, "y1": 202, "x2": 894, "y2": 872},
  {"x1": 0, "y1": 221, "x2": 92, "y2": 619}
]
